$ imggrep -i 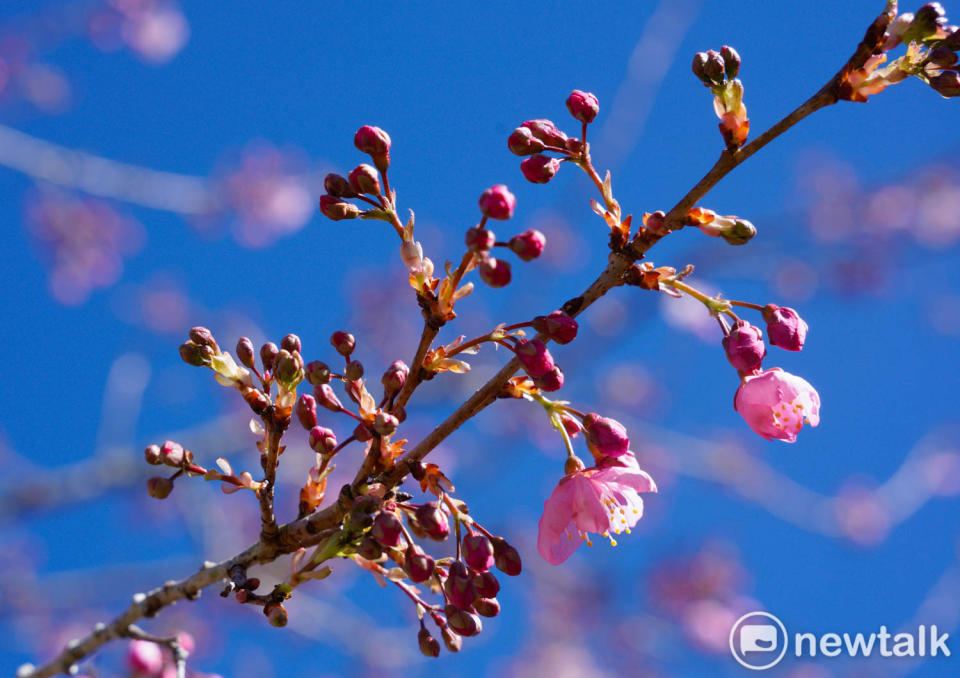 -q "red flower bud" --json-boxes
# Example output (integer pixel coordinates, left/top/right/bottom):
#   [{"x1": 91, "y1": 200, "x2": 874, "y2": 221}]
[
  {"x1": 515, "y1": 338, "x2": 555, "y2": 378},
  {"x1": 566, "y1": 89, "x2": 599, "y2": 123},
  {"x1": 521, "y1": 119, "x2": 568, "y2": 147},
  {"x1": 236, "y1": 336, "x2": 255, "y2": 368},
  {"x1": 281, "y1": 333, "x2": 301, "y2": 353},
  {"x1": 260, "y1": 342, "x2": 279, "y2": 371},
  {"x1": 444, "y1": 604, "x2": 482, "y2": 637},
  {"x1": 323, "y1": 173, "x2": 356, "y2": 198},
  {"x1": 473, "y1": 570, "x2": 500, "y2": 598},
  {"x1": 381, "y1": 360, "x2": 408, "y2": 394},
  {"x1": 478, "y1": 184, "x2": 516, "y2": 220},
  {"x1": 507, "y1": 126, "x2": 545, "y2": 156},
  {"x1": 296, "y1": 394, "x2": 318, "y2": 430},
  {"x1": 160, "y1": 440, "x2": 185, "y2": 467},
  {"x1": 474, "y1": 597, "x2": 501, "y2": 618},
  {"x1": 507, "y1": 229, "x2": 546, "y2": 261},
  {"x1": 491, "y1": 537, "x2": 522, "y2": 575},
  {"x1": 147, "y1": 476, "x2": 174, "y2": 499},
  {"x1": 372, "y1": 511, "x2": 405, "y2": 548},
  {"x1": 532, "y1": 310, "x2": 578, "y2": 344},
  {"x1": 533, "y1": 365, "x2": 565, "y2": 392},
  {"x1": 722, "y1": 319, "x2": 766, "y2": 372},
  {"x1": 309, "y1": 426, "x2": 337, "y2": 454},
  {"x1": 345, "y1": 360, "x2": 364, "y2": 381},
  {"x1": 582, "y1": 413, "x2": 631, "y2": 458},
  {"x1": 418, "y1": 627, "x2": 441, "y2": 657},
  {"x1": 314, "y1": 384, "x2": 343, "y2": 412},
  {"x1": 441, "y1": 625, "x2": 463, "y2": 652},
  {"x1": 520, "y1": 155, "x2": 560, "y2": 184},
  {"x1": 444, "y1": 561, "x2": 477, "y2": 609},
  {"x1": 465, "y1": 226, "x2": 496, "y2": 252},
  {"x1": 354, "y1": 125, "x2": 391, "y2": 172},
  {"x1": 348, "y1": 164, "x2": 381, "y2": 195},
  {"x1": 416, "y1": 502, "x2": 450, "y2": 540},
  {"x1": 404, "y1": 544, "x2": 435, "y2": 582},
  {"x1": 762, "y1": 305, "x2": 808, "y2": 351},
  {"x1": 373, "y1": 411, "x2": 399, "y2": 436},
  {"x1": 305, "y1": 360, "x2": 331, "y2": 385},
  {"x1": 319, "y1": 194, "x2": 360, "y2": 221},
  {"x1": 463, "y1": 534, "x2": 495, "y2": 572},
  {"x1": 330, "y1": 331, "x2": 356, "y2": 356},
  {"x1": 720, "y1": 45, "x2": 741, "y2": 78},
  {"x1": 478, "y1": 257, "x2": 511, "y2": 288}
]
